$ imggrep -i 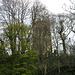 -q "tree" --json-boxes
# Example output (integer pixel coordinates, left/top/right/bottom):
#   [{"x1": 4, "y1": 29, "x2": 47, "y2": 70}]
[
  {"x1": 4, "y1": 23, "x2": 31, "y2": 55},
  {"x1": 0, "y1": 23, "x2": 39, "y2": 75},
  {"x1": 63, "y1": 0, "x2": 75, "y2": 34},
  {"x1": 55, "y1": 14, "x2": 71, "y2": 54},
  {"x1": 31, "y1": 1, "x2": 53, "y2": 75},
  {"x1": 0, "y1": 0, "x2": 30, "y2": 24}
]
